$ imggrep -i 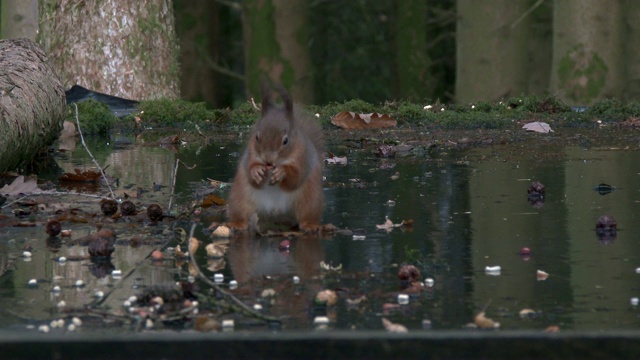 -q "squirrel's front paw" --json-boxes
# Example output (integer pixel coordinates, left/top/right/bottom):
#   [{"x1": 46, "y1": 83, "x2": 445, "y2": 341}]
[
  {"x1": 269, "y1": 166, "x2": 286, "y2": 184},
  {"x1": 250, "y1": 165, "x2": 267, "y2": 185}
]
